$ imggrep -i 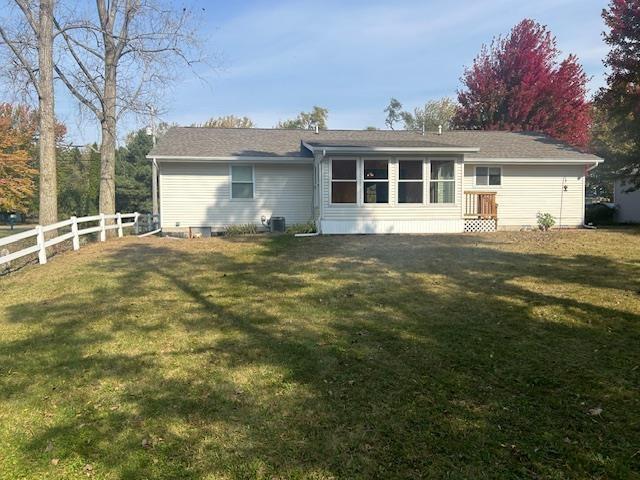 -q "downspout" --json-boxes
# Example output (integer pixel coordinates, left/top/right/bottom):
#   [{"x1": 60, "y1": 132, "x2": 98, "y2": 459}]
[
  {"x1": 295, "y1": 153, "x2": 322, "y2": 237},
  {"x1": 152, "y1": 157, "x2": 159, "y2": 218},
  {"x1": 317, "y1": 149, "x2": 327, "y2": 234},
  {"x1": 152, "y1": 157, "x2": 160, "y2": 226}
]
